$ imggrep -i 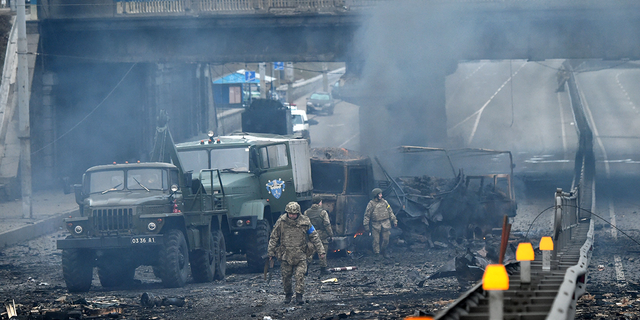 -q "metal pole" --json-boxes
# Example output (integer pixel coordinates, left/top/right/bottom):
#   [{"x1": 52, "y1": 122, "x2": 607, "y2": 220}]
[
  {"x1": 17, "y1": 0, "x2": 32, "y2": 218},
  {"x1": 259, "y1": 62, "x2": 266, "y2": 99}
]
